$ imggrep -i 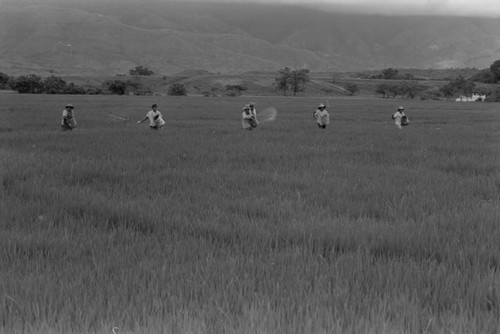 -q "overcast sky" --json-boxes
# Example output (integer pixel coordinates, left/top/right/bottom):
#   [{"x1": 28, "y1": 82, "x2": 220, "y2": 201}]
[
  {"x1": 288, "y1": 0, "x2": 500, "y2": 17},
  {"x1": 4, "y1": 0, "x2": 500, "y2": 17},
  {"x1": 204, "y1": 0, "x2": 500, "y2": 17}
]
